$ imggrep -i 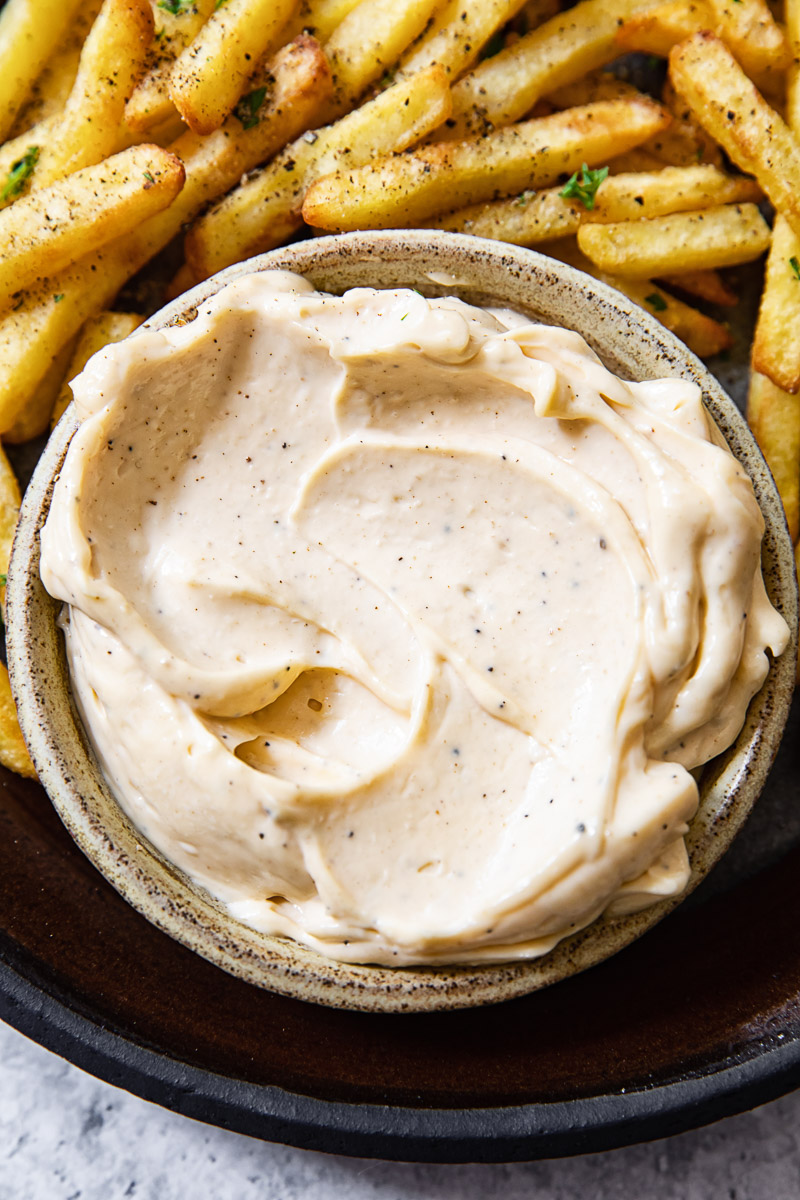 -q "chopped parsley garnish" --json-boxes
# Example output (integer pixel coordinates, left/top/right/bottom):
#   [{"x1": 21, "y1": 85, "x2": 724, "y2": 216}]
[
  {"x1": 1, "y1": 146, "x2": 39, "y2": 203},
  {"x1": 559, "y1": 162, "x2": 609, "y2": 210},
  {"x1": 233, "y1": 86, "x2": 268, "y2": 130},
  {"x1": 157, "y1": 0, "x2": 193, "y2": 13},
  {"x1": 0, "y1": 574, "x2": 7, "y2": 588},
  {"x1": 790, "y1": 256, "x2": 800, "y2": 281},
  {"x1": 516, "y1": 190, "x2": 534, "y2": 207},
  {"x1": 53, "y1": 293, "x2": 64, "y2": 303},
  {"x1": 143, "y1": 170, "x2": 155, "y2": 184},
  {"x1": 645, "y1": 292, "x2": 668, "y2": 312}
]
